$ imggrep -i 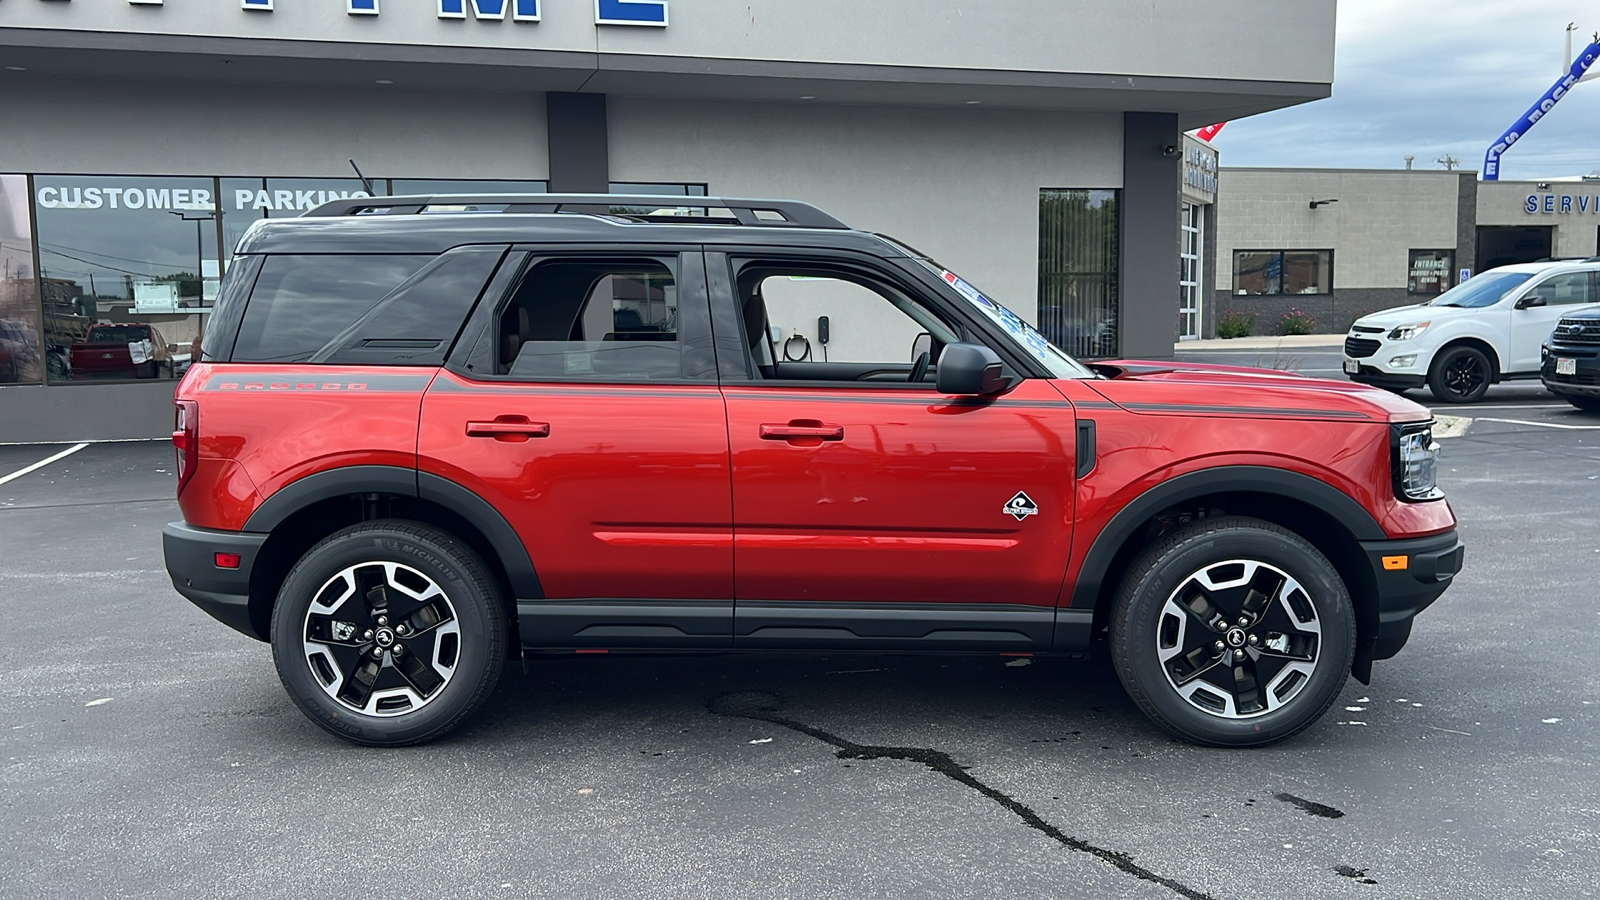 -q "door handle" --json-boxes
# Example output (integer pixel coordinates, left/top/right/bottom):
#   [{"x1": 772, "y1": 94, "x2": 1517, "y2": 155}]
[
  {"x1": 760, "y1": 422, "x2": 844, "y2": 441},
  {"x1": 467, "y1": 418, "x2": 550, "y2": 441}
]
